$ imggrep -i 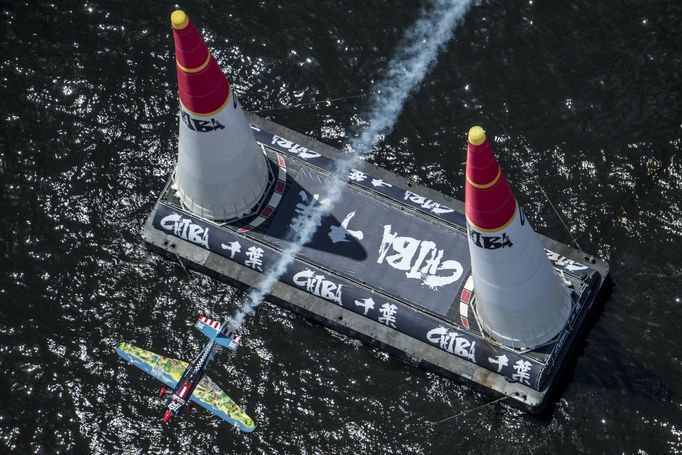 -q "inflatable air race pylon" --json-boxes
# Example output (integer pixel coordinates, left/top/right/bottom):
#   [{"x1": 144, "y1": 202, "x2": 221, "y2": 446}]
[
  {"x1": 170, "y1": 10, "x2": 269, "y2": 220},
  {"x1": 465, "y1": 126, "x2": 571, "y2": 349}
]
